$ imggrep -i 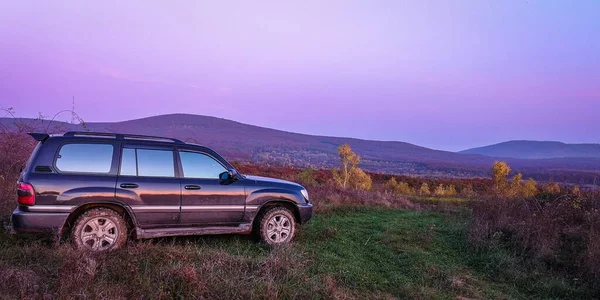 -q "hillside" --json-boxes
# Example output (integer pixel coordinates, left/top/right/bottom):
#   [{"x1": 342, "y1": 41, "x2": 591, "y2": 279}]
[
  {"x1": 460, "y1": 140, "x2": 600, "y2": 159},
  {"x1": 2, "y1": 114, "x2": 600, "y2": 183}
]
